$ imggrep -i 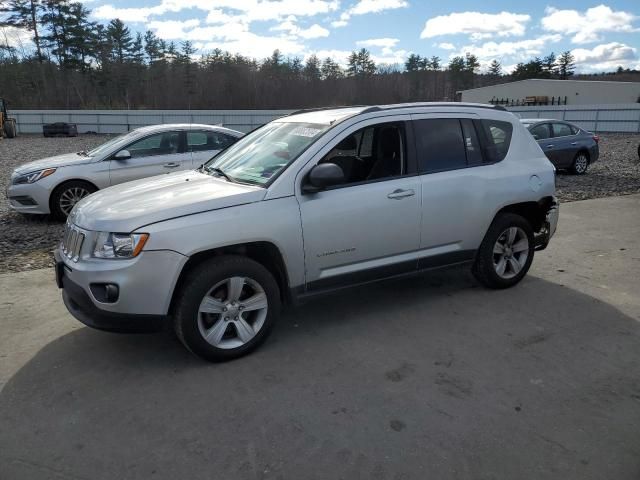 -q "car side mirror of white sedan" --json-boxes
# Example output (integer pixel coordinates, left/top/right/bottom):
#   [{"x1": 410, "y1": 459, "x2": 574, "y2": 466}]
[{"x1": 113, "y1": 150, "x2": 131, "y2": 160}]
